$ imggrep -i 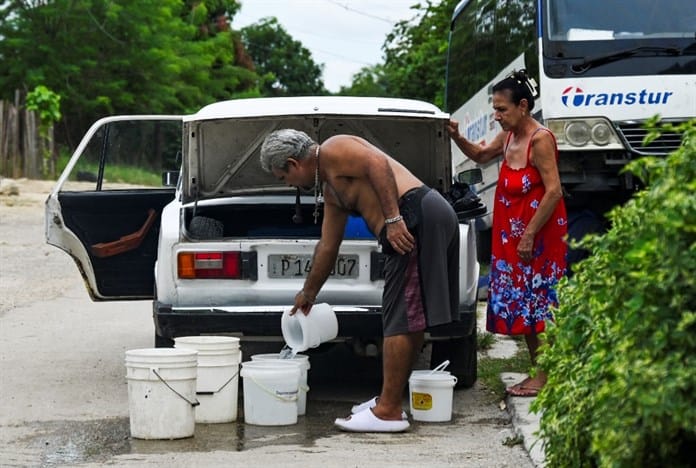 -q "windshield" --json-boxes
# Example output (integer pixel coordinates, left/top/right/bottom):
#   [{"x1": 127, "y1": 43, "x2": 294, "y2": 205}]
[
  {"x1": 543, "y1": 0, "x2": 696, "y2": 76},
  {"x1": 547, "y1": 0, "x2": 694, "y2": 41}
]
